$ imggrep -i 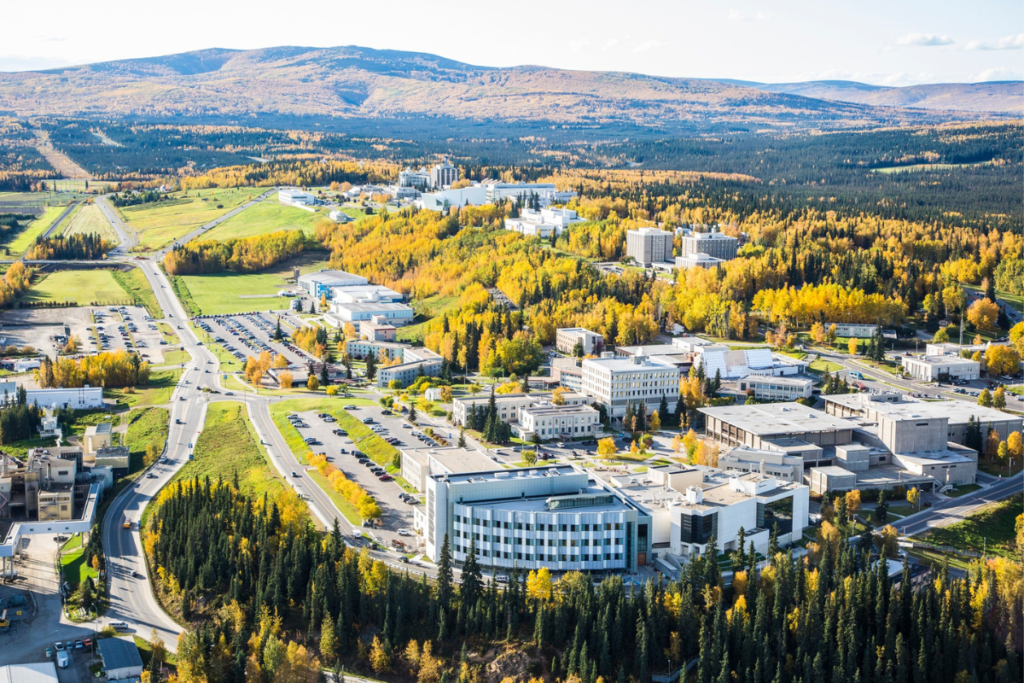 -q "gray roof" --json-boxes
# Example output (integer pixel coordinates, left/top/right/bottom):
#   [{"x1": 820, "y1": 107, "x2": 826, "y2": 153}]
[{"x1": 98, "y1": 637, "x2": 143, "y2": 671}]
